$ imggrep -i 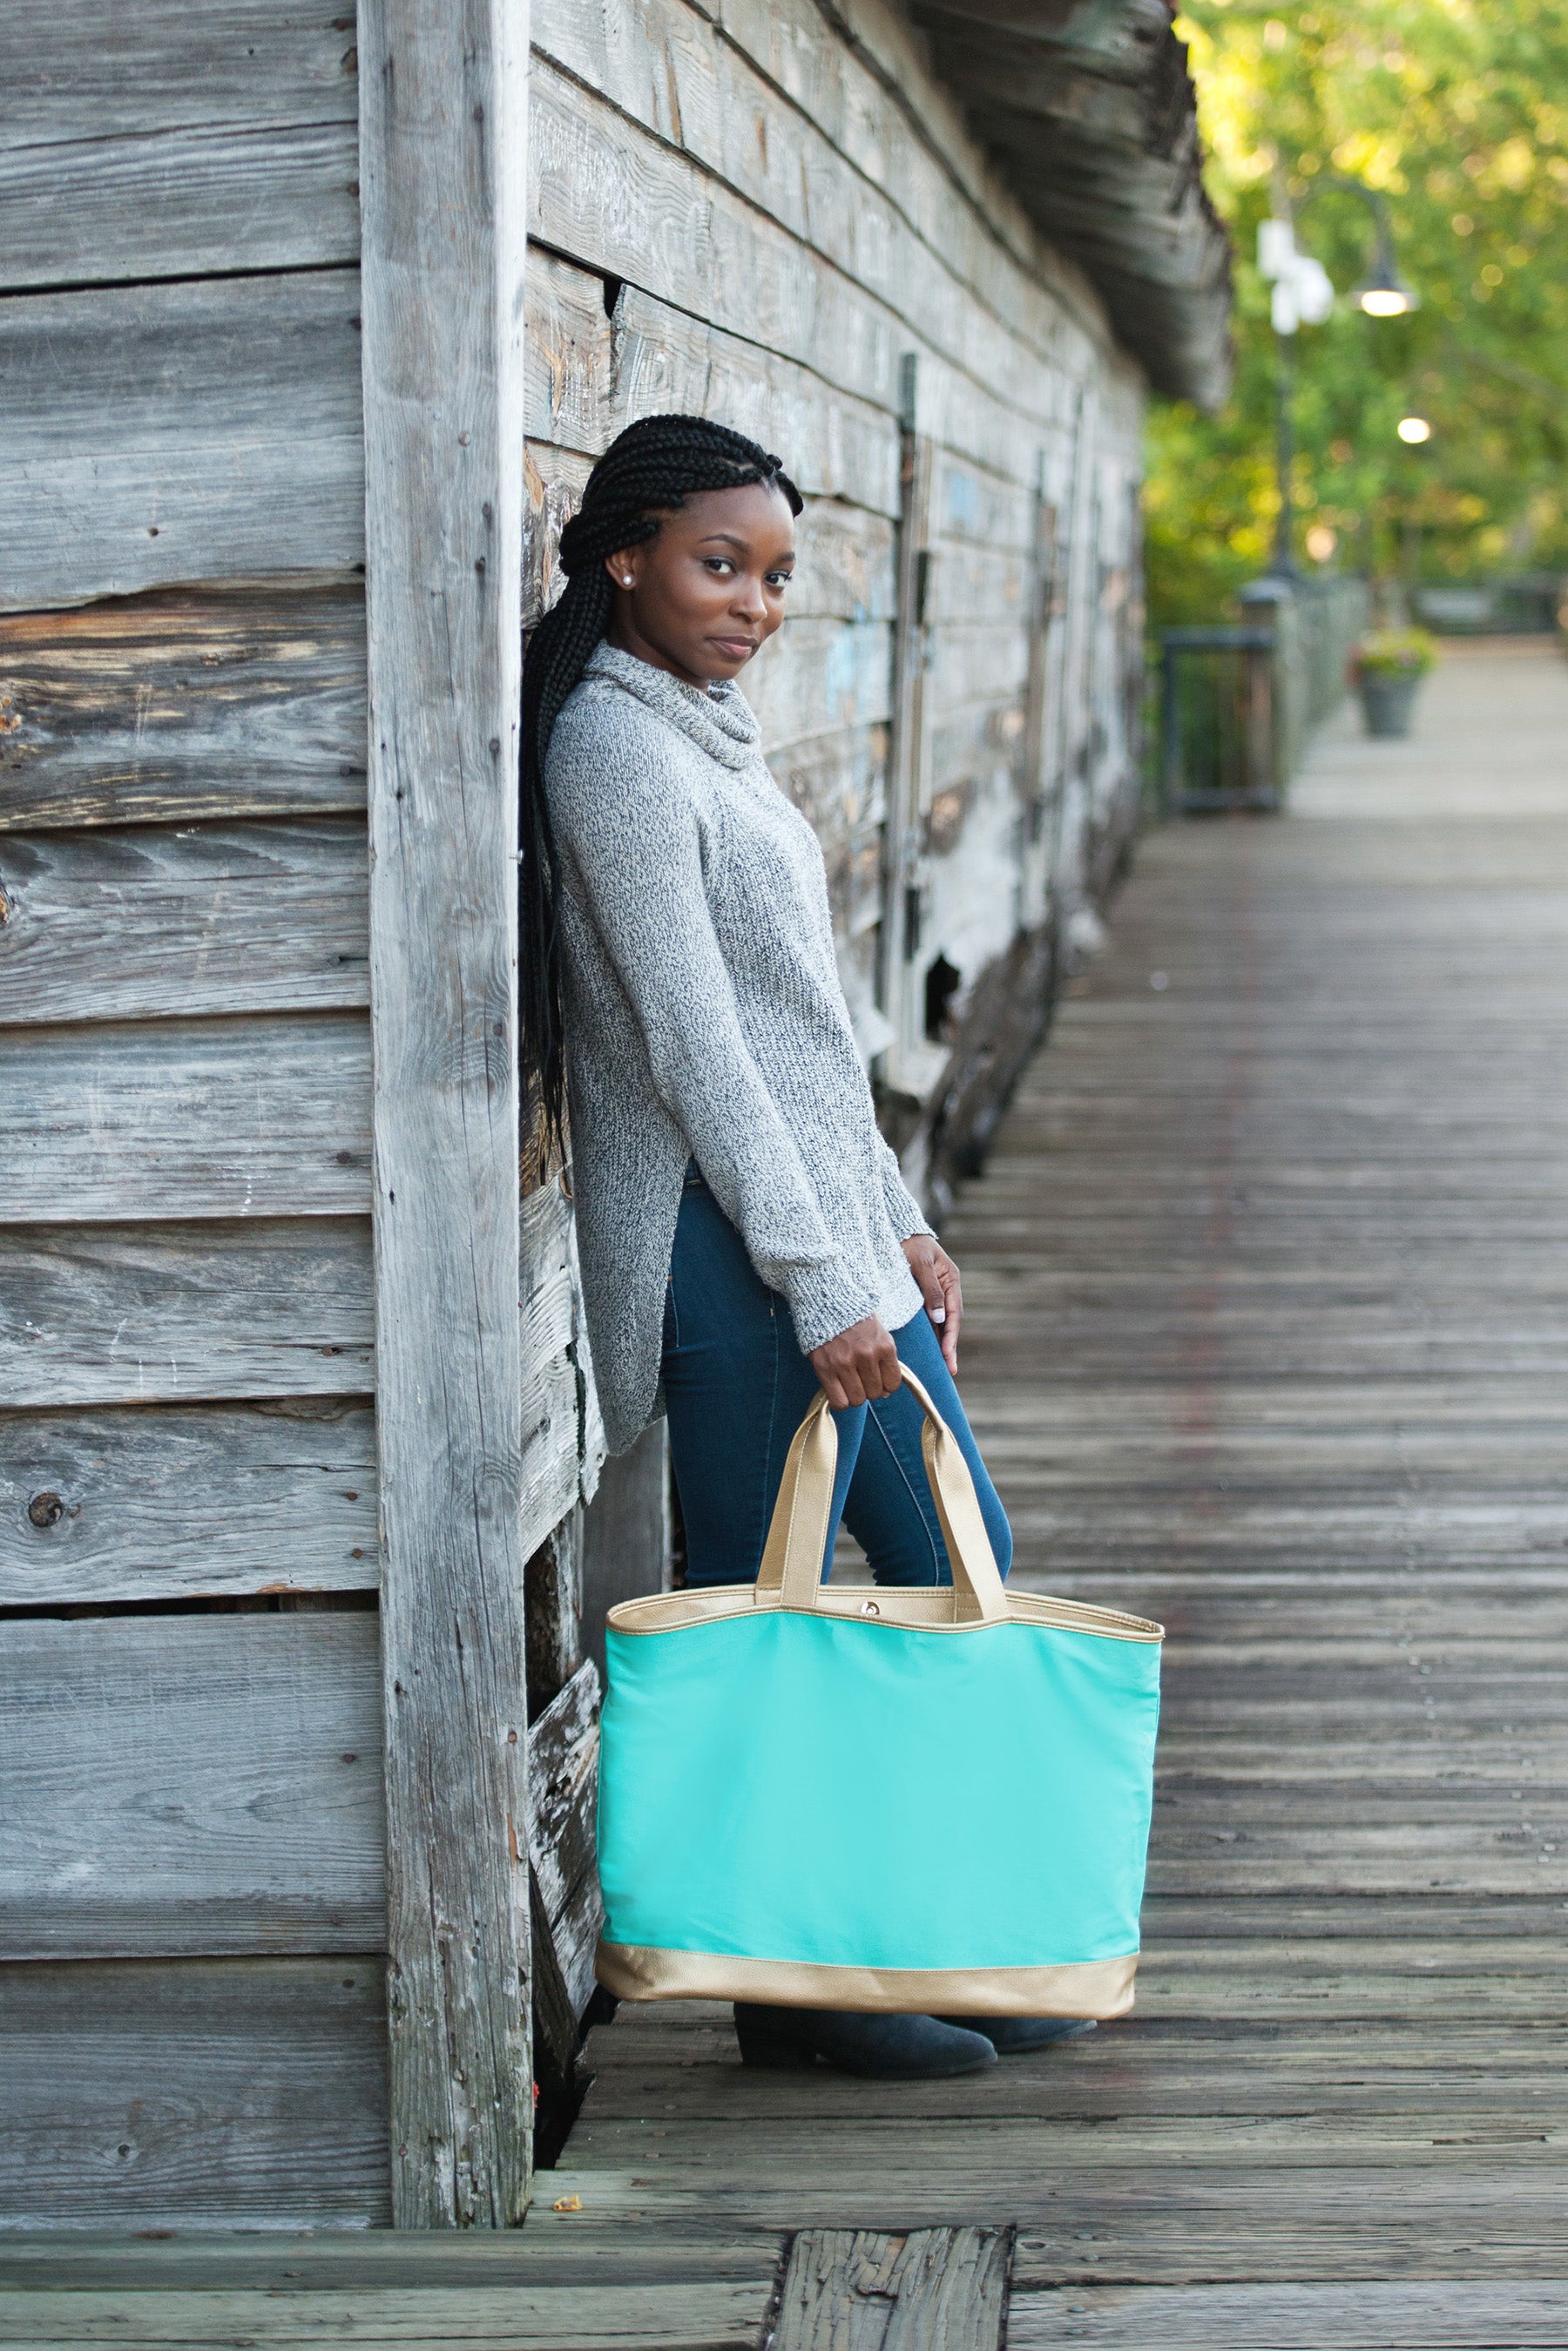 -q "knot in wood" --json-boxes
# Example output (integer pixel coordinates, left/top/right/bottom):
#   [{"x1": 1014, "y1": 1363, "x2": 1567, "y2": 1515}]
[{"x1": 27, "y1": 1490, "x2": 64, "y2": 1529}]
